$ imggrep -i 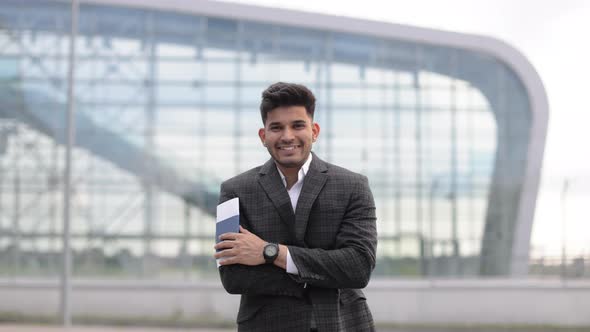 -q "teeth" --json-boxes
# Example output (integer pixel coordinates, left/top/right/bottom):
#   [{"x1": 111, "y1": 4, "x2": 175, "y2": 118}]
[{"x1": 280, "y1": 146, "x2": 299, "y2": 150}]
